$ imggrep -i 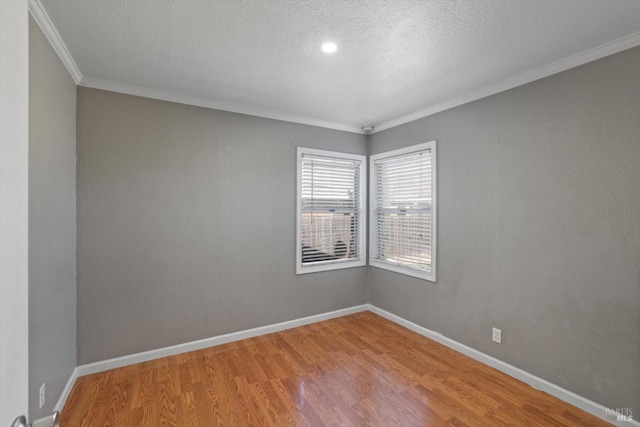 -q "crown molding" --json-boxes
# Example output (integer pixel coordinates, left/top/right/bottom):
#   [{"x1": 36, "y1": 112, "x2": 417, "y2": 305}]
[
  {"x1": 28, "y1": 0, "x2": 82, "y2": 84},
  {"x1": 79, "y1": 77, "x2": 365, "y2": 134},
  {"x1": 372, "y1": 30, "x2": 640, "y2": 134},
  {"x1": 25, "y1": 0, "x2": 640, "y2": 136}
]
